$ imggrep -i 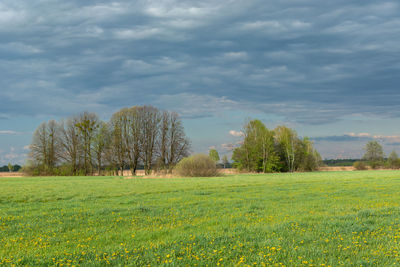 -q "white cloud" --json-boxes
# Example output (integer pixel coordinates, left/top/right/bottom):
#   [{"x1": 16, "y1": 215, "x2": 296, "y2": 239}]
[
  {"x1": 145, "y1": 5, "x2": 214, "y2": 19},
  {"x1": 0, "y1": 146, "x2": 28, "y2": 165},
  {"x1": 346, "y1": 133, "x2": 400, "y2": 143},
  {"x1": 325, "y1": 21, "x2": 364, "y2": 34},
  {"x1": 241, "y1": 20, "x2": 310, "y2": 33},
  {"x1": 118, "y1": 57, "x2": 186, "y2": 76},
  {"x1": 348, "y1": 132, "x2": 371, "y2": 137},
  {"x1": 1, "y1": 0, "x2": 400, "y2": 160},
  {"x1": 229, "y1": 130, "x2": 244, "y2": 137},
  {"x1": 165, "y1": 19, "x2": 202, "y2": 29},
  {"x1": 0, "y1": 130, "x2": 21, "y2": 135},
  {"x1": 0, "y1": 42, "x2": 42, "y2": 55},
  {"x1": 264, "y1": 51, "x2": 301, "y2": 60},
  {"x1": 152, "y1": 93, "x2": 238, "y2": 119},
  {"x1": 373, "y1": 135, "x2": 400, "y2": 139},
  {"x1": 114, "y1": 27, "x2": 161, "y2": 40},
  {"x1": 373, "y1": 135, "x2": 400, "y2": 143},
  {"x1": 85, "y1": 26, "x2": 104, "y2": 37},
  {"x1": 221, "y1": 143, "x2": 235, "y2": 151},
  {"x1": 291, "y1": 20, "x2": 311, "y2": 28},
  {"x1": 0, "y1": 5, "x2": 27, "y2": 26},
  {"x1": 242, "y1": 20, "x2": 283, "y2": 30},
  {"x1": 223, "y1": 52, "x2": 248, "y2": 60}
]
